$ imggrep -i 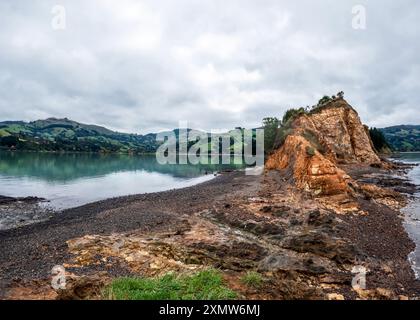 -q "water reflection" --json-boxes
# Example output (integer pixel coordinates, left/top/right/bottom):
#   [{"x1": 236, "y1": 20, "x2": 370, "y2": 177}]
[
  {"x1": 0, "y1": 152, "x2": 246, "y2": 182},
  {"x1": 0, "y1": 152, "x2": 246, "y2": 209}
]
